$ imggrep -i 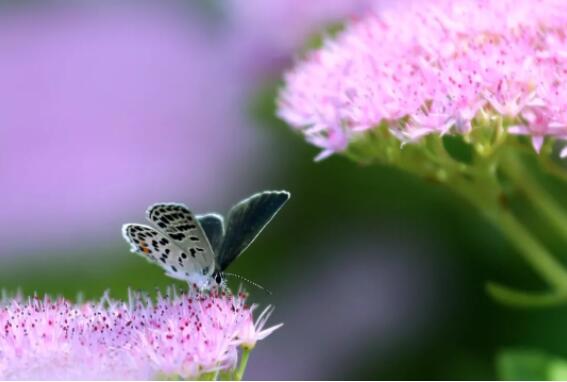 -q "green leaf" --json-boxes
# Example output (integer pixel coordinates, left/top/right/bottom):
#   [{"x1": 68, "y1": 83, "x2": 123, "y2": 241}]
[
  {"x1": 549, "y1": 359, "x2": 567, "y2": 381},
  {"x1": 497, "y1": 349, "x2": 567, "y2": 380},
  {"x1": 497, "y1": 349, "x2": 551, "y2": 380}
]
